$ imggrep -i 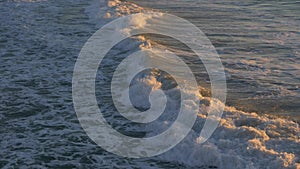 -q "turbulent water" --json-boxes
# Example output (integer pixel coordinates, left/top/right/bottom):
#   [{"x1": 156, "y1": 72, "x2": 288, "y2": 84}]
[
  {"x1": 128, "y1": 0, "x2": 300, "y2": 121},
  {"x1": 0, "y1": 0, "x2": 299, "y2": 168}
]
